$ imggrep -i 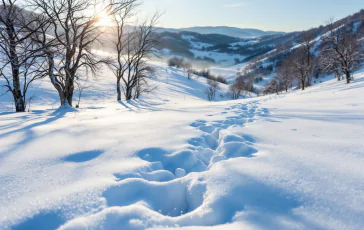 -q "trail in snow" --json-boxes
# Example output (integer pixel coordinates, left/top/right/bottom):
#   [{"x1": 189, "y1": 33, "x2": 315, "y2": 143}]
[{"x1": 56, "y1": 100, "x2": 269, "y2": 229}]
